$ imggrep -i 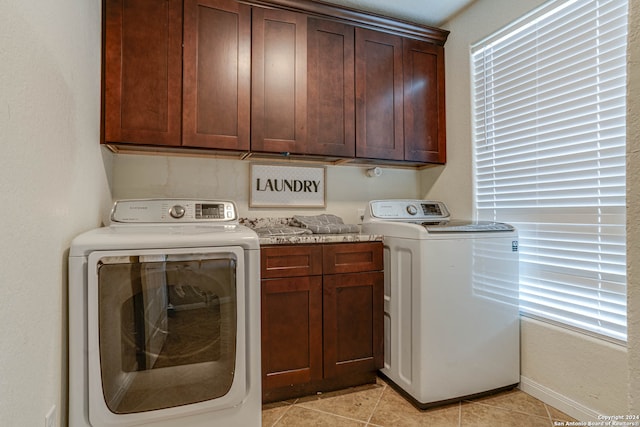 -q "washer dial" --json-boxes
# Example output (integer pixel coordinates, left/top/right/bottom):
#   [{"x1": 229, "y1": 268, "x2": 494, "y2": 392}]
[
  {"x1": 406, "y1": 204, "x2": 418, "y2": 215},
  {"x1": 169, "y1": 205, "x2": 186, "y2": 219}
]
